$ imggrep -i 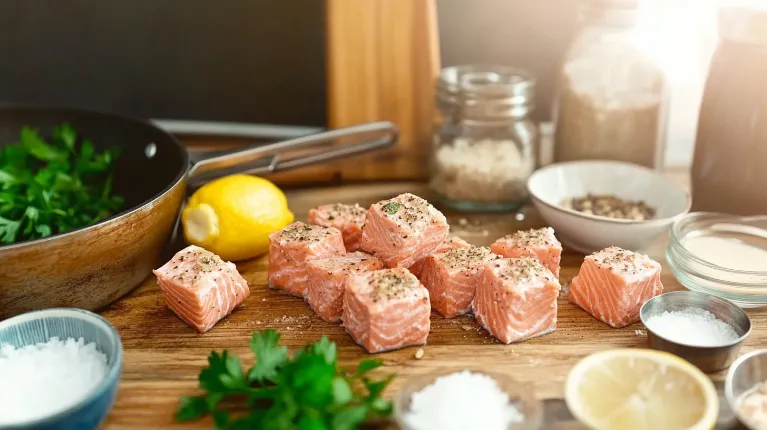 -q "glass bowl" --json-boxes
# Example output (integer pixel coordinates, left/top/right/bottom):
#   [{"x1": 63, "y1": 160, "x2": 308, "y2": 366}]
[
  {"x1": 394, "y1": 368, "x2": 543, "y2": 430},
  {"x1": 666, "y1": 212, "x2": 767, "y2": 308}
]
